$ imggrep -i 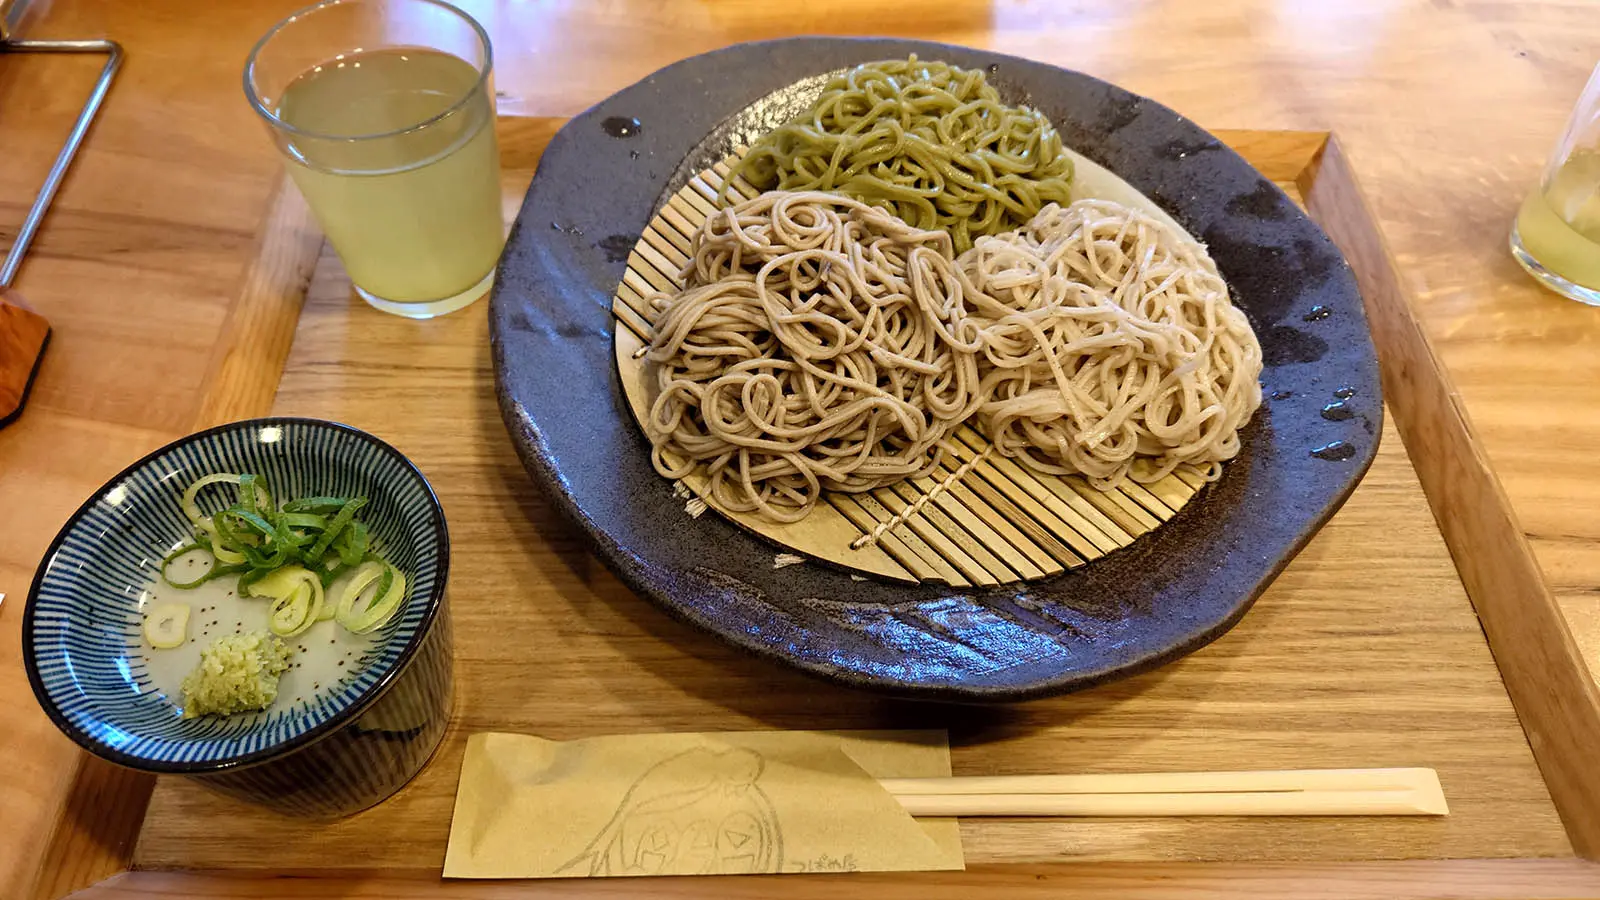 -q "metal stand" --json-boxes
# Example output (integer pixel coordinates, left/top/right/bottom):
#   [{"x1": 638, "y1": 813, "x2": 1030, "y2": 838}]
[{"x1": 0, "y1": 38, "x2": 123, "y2": 289}]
